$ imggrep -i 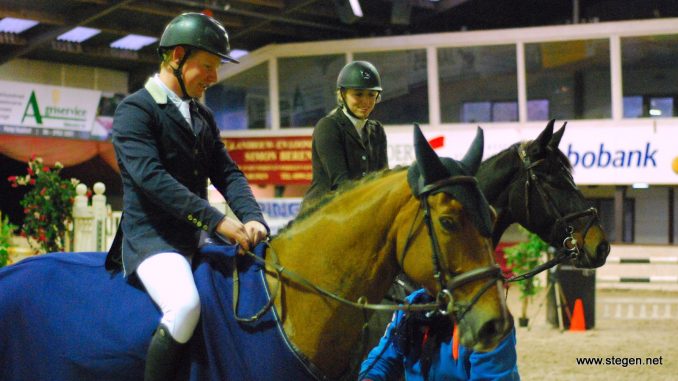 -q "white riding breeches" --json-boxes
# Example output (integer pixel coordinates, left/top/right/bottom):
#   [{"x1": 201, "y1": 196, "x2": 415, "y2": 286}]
[{"x1": 136, "y1": 252, "x2": 201, "y2": 344}]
